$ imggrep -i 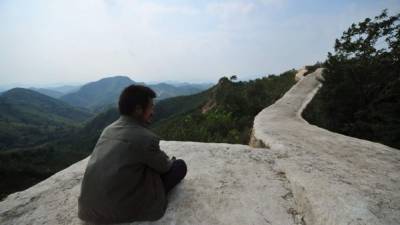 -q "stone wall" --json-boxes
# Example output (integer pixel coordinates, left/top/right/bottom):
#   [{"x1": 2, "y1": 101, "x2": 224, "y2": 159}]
[
  {"x1": 1, "y1": 68, "x2": 399, "y2": 225},
  {"x1": 251, "y1": 68, "x2": 400, "y2": 225}
]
